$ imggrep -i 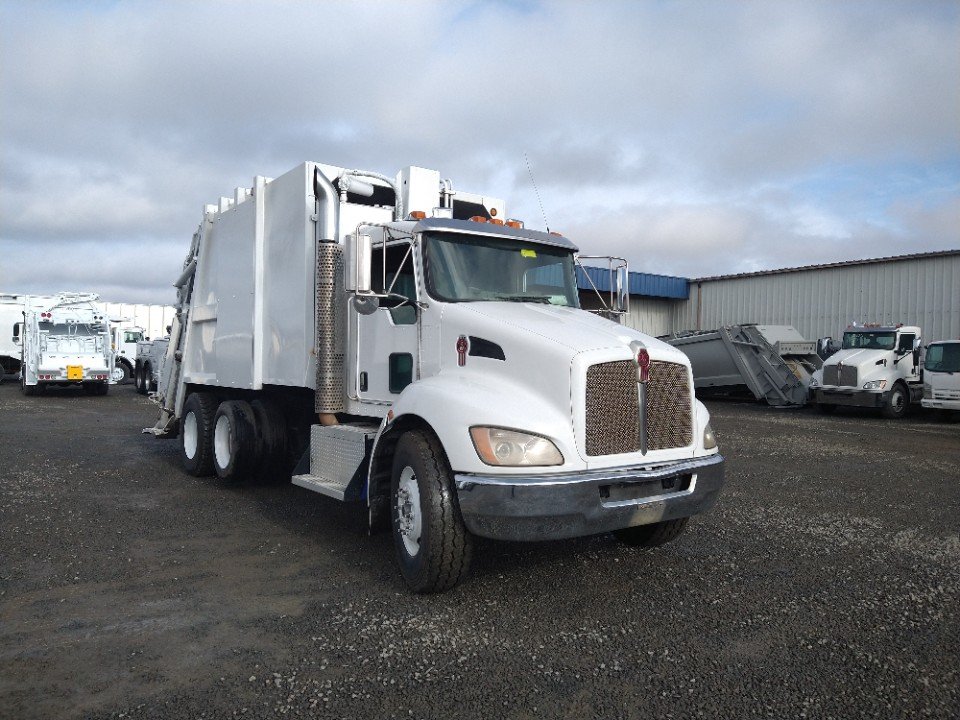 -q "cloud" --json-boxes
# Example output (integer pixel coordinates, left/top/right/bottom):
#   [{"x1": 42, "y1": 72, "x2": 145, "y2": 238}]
[{"x1": 0, "y1": 0, "x2": 957, "y2": 303}]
